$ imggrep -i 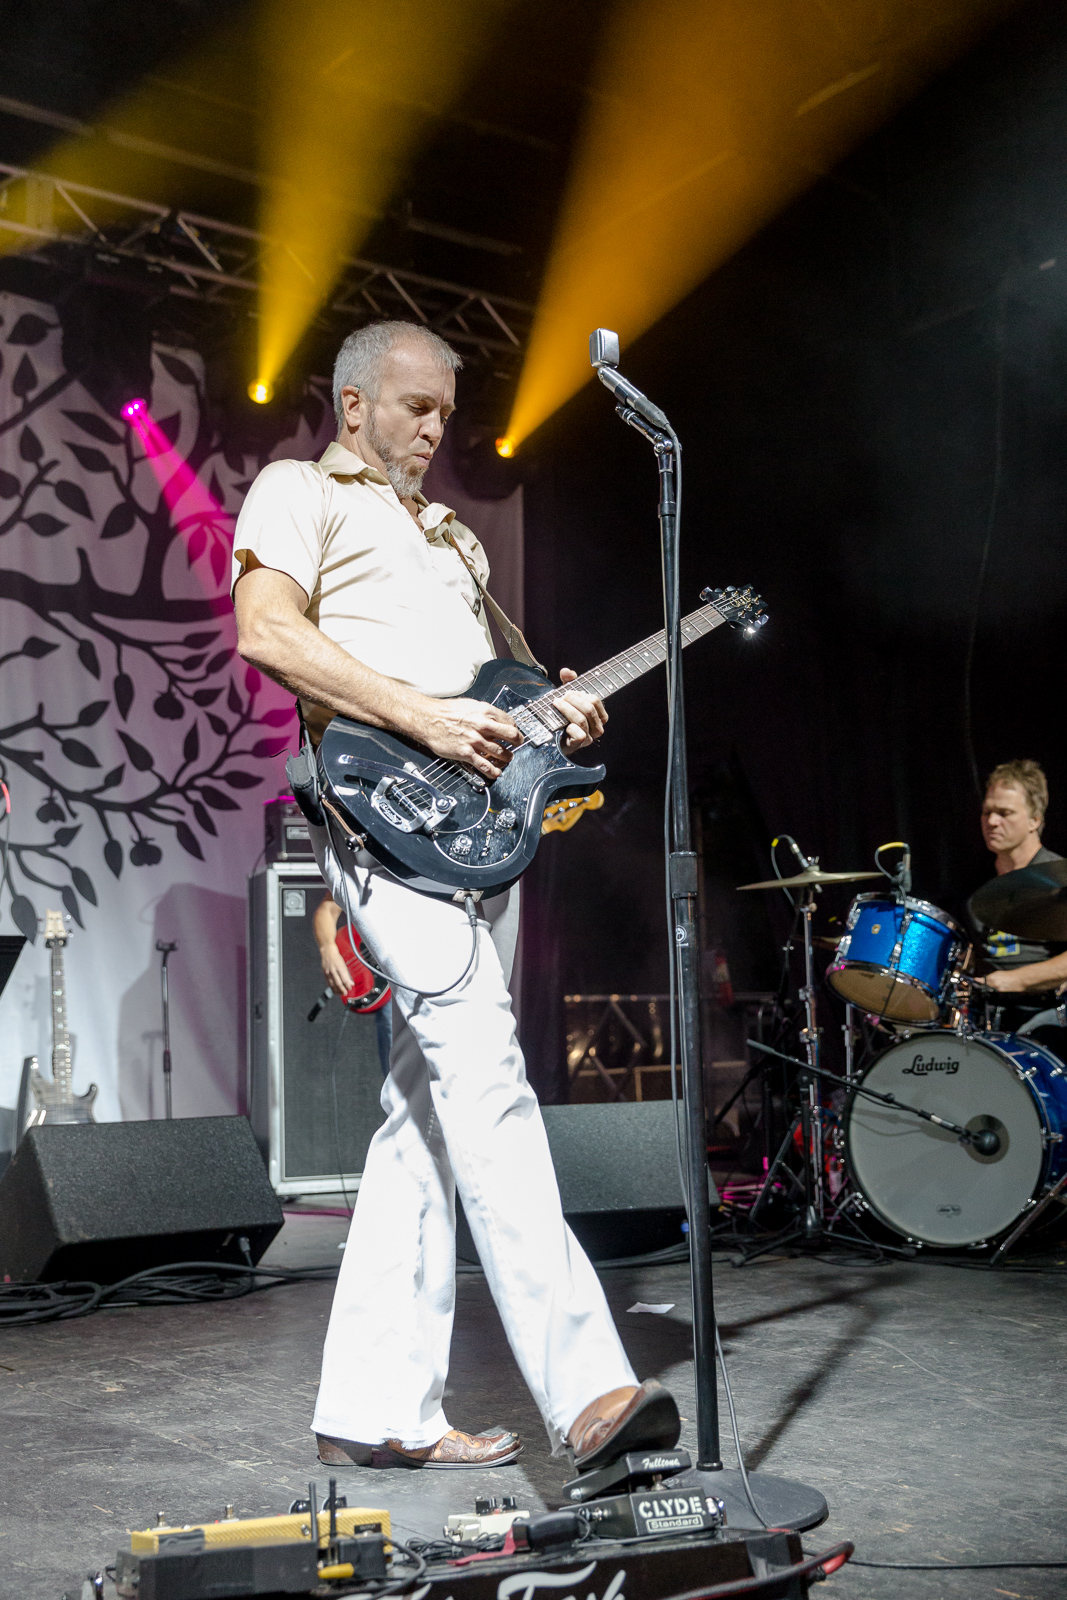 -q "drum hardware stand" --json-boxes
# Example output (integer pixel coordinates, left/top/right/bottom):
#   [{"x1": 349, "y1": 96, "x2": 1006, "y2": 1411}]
[
  {"x1": 592, "y1": 327, "x2": 826, "y2": 1528},
  {"x1": 990, "y1": 1170, "x2": 1067, "y2": 1266},
  {"x1": 156, "y1": 939, "x2": 178, "y2": 1120}
]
